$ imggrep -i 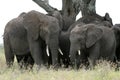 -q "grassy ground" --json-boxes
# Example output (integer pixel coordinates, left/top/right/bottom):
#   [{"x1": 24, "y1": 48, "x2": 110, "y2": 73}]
[{"x1": 0, "y1": 47, "x2": 120, "y2": 80}]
